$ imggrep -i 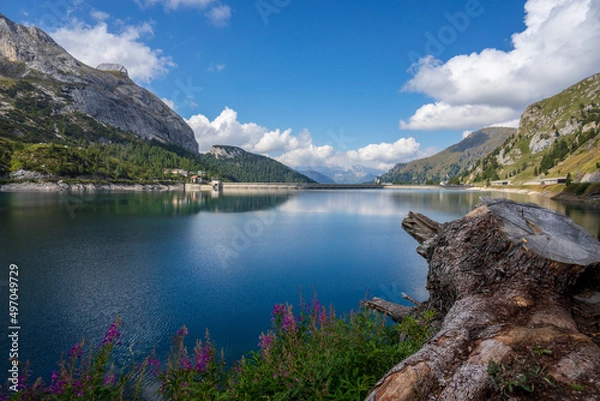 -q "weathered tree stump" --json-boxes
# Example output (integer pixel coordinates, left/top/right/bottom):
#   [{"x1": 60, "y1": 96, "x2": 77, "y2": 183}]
[{"x1": 366, "y1": 198, "x2": 600, "y2": 401}]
